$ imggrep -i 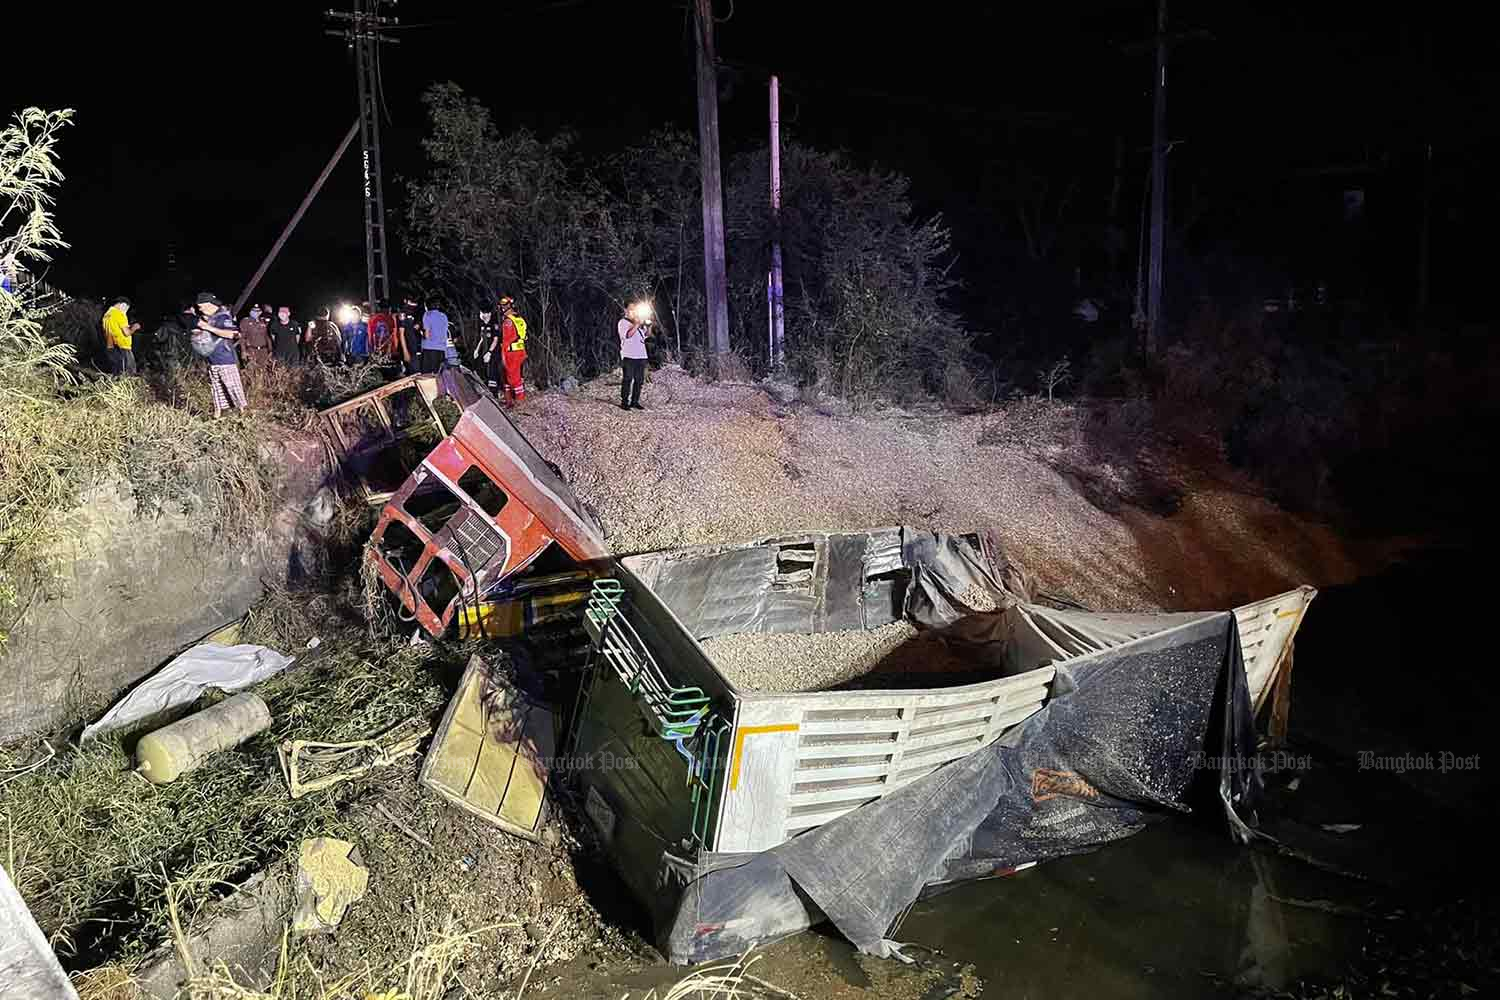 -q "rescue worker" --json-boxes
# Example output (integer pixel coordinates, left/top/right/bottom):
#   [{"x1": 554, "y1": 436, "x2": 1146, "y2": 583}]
[{"x1": 490, "y1": 295, "x2": 527, "y2": 405}]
